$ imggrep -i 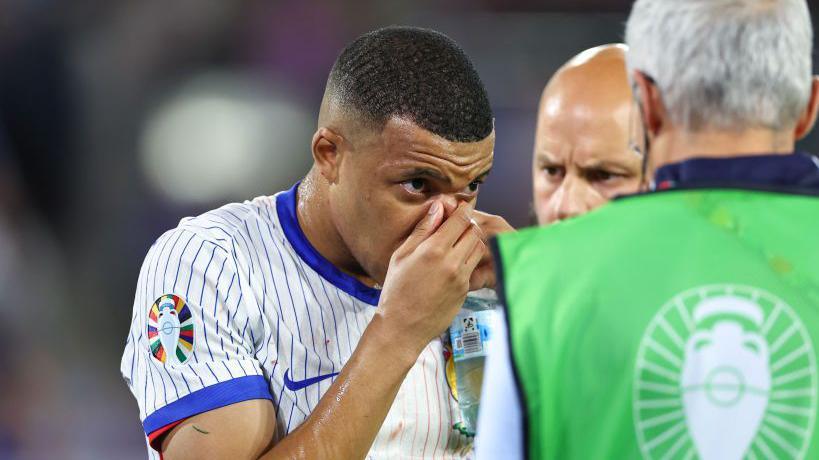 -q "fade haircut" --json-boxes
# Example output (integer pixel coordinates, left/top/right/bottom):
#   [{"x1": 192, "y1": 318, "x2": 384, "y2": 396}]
[{"x1": 325, "y1": 26, "x2": 493, "y2": 142}]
